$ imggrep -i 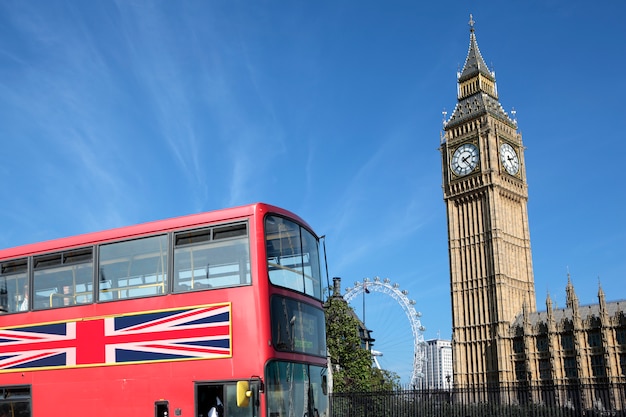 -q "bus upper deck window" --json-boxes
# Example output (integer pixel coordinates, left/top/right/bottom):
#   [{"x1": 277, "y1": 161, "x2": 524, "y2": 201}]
[
  {"x1": 173, "y1": 222, "x2": 251, "y2": 293},
  {"x1": 33, "y1": 248, "x2": 93, "y2": 310}
]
